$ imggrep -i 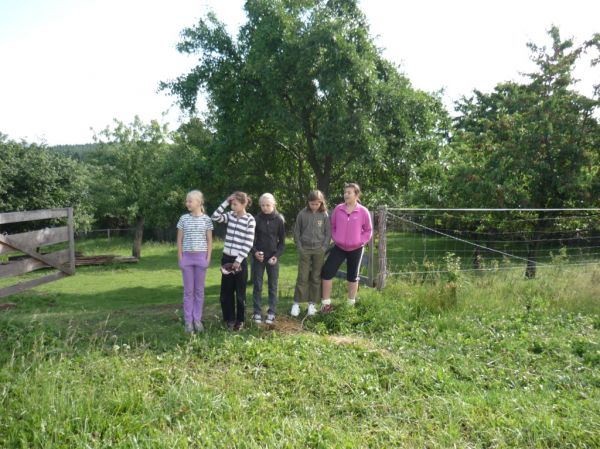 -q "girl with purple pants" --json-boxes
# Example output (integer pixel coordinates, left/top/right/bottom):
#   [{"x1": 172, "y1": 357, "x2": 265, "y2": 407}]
[{"x1": 177, "y1": 190, "x2": 213, "y2": 333}]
